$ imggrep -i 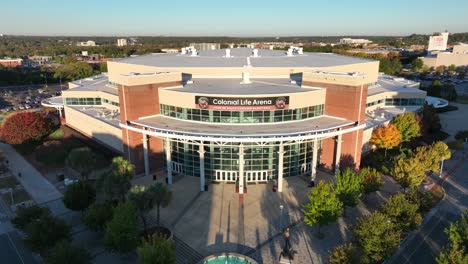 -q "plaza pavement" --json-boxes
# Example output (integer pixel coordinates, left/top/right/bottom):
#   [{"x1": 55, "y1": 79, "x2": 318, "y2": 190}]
[
  {"x1": 439, "y1": 102, "x2": 468, "y2": 141},
  {"x1": 146, "y1": 172, "x2": 401, "y2": 264}
]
